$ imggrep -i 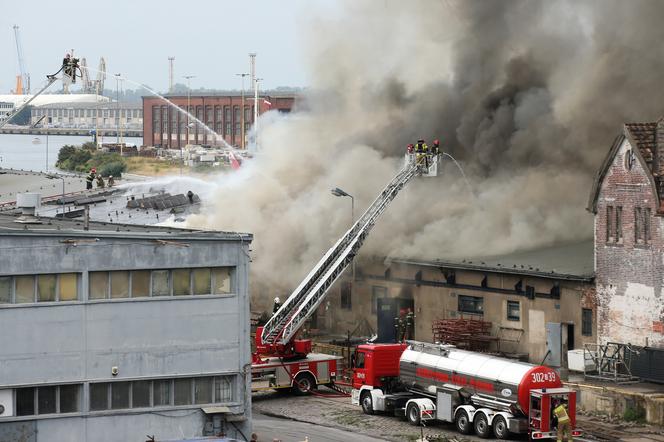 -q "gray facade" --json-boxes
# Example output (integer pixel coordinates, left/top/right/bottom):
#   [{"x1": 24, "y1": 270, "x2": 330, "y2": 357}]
[{"x1": 0, "y1": 217, "x2": 252, "y2": 441}]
